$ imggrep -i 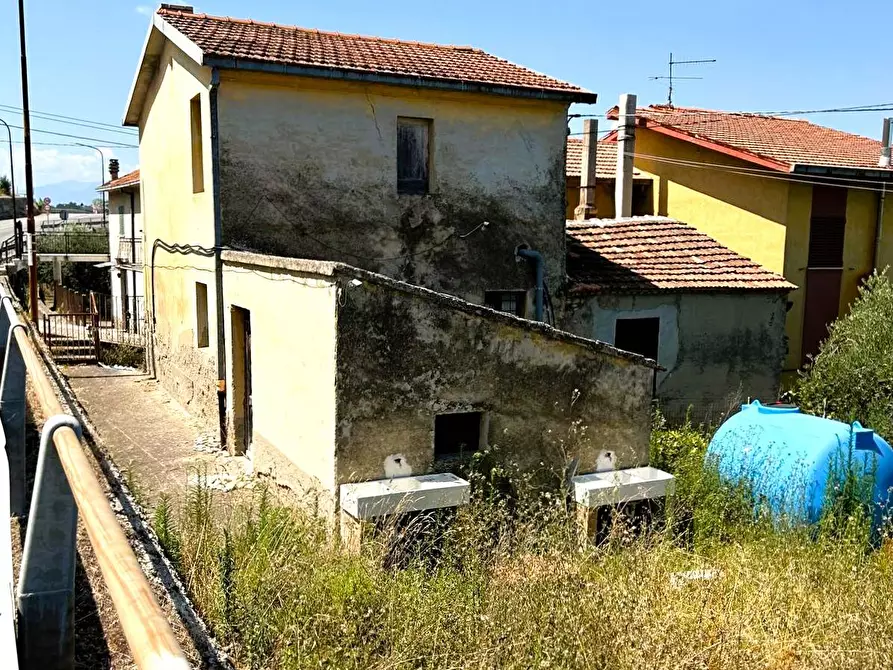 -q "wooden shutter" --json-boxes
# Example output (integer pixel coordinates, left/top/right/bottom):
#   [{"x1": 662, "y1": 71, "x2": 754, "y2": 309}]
[{"x1": 397, "y1": 118, "x2": 430, "y2": 194}]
